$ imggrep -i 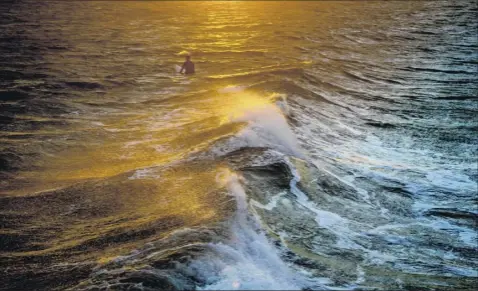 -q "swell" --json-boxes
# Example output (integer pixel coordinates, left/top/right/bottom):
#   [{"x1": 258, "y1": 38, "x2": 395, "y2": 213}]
[
  {"x1": 206, "y1": 66, "x2": 305, "y2": 81},
  {"x1": 0, "y1": 159, "x2": 236, "y2": 290}
]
